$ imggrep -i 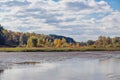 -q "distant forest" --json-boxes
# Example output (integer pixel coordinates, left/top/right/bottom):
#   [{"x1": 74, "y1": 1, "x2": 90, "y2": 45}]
[{"x1": 0, "y1": 24, "x2": 120, "y2": 48}]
